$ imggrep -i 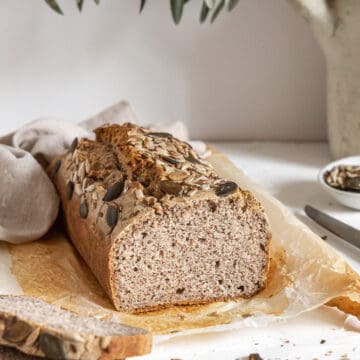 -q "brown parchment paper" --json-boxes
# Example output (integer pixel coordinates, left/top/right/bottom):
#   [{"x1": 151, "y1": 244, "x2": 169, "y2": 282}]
[{"x1": 2, "y1": 150, "x2": 360, "y2": 337}]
